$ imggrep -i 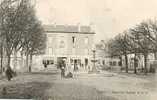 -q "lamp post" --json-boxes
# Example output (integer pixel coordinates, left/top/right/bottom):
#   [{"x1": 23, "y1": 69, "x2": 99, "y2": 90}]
[
  {"x1": 90, "y1": 49, "x2": 99, "y2": 73},
  {"x1": 92, "y1": 50, "x2": 96, "y2": 71}
]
